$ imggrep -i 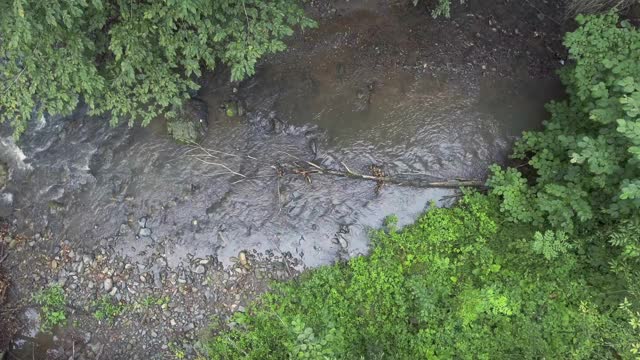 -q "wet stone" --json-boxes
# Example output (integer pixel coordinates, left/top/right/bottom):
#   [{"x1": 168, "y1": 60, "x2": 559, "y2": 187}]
[
  {"x1": 155, "y1": 257, "x2": 167, "y2": 268},
  {"x1": 139, "y1": 228, "x2": 152, "y2": 237},
  {"x1": 192, "y1": 265, "x2": 206, "y2": 274},
  {"x1": 167, "y1": 98, "x2": 209, "y2": 143},
  {"x1": 238, "y1": 251, "x2": 248, "y2": 266},
  {"x1": 103, "y1": 278, "x2": 113, "y2": 292},
  {"x1": 118, "y1": 223, "x2": 130, "y2": 235},
  {"x1": 337, "y1": 235, "x2": 348, "y2": 248}
]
